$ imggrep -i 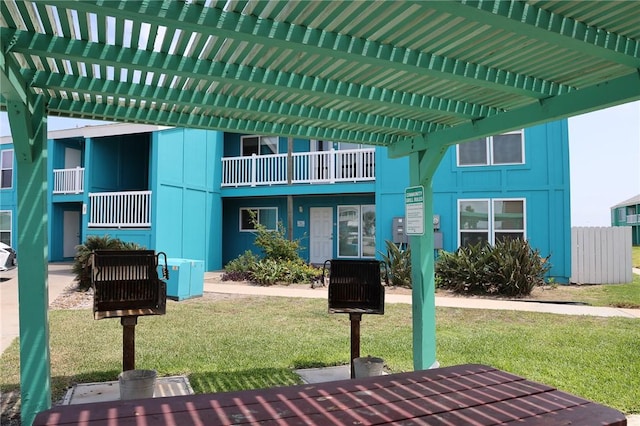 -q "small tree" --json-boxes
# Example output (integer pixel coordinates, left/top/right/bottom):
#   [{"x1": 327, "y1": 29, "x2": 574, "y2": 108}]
[{"x1": 251, "y1": 213, "x2": 300, "y2": 261}]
